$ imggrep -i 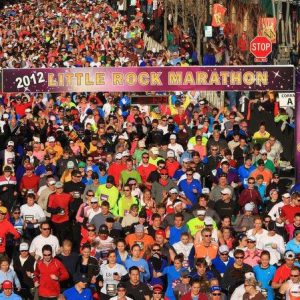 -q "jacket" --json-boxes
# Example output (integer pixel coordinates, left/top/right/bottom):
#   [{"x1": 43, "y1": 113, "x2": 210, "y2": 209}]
[
  {"x1": 0, "y1": 219, "x2": 20, "y2": 253},
  {"x1": 12, "y1": 253, "x2": 35, "y2": 289},
  {"x1": 34, "y1": 258, "x2": 69, "y2": 297}
]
